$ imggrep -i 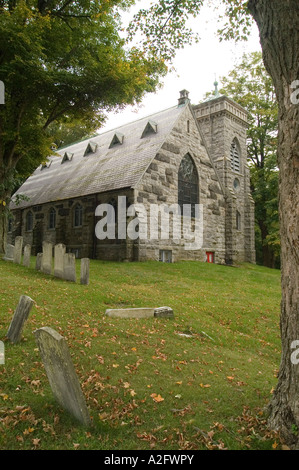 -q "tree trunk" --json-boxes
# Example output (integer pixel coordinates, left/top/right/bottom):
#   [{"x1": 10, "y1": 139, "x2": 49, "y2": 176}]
[
  {"x1": 0, "y1": 203, "x2": 7, "y2": 254},
  {"x1": 248, "y1": 0, "x2": 299, "y2": 446}
]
